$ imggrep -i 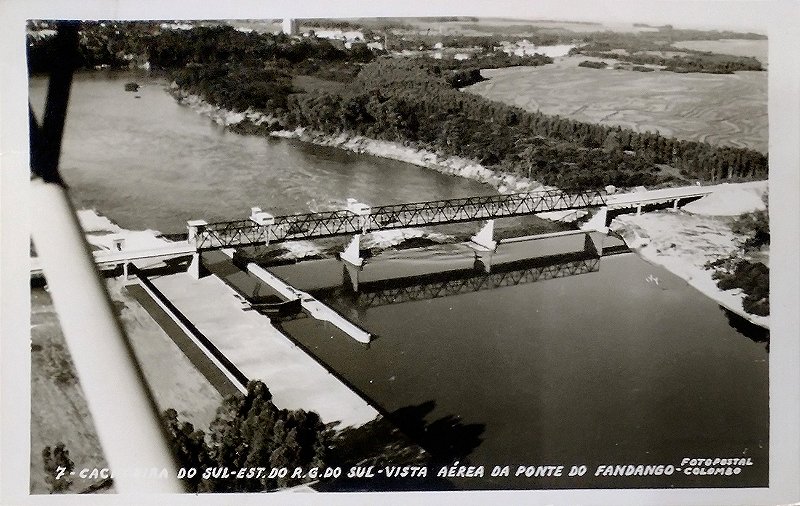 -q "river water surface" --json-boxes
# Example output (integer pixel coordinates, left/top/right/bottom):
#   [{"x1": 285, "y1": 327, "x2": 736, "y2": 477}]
[
  {"x1": 29, "y1": 71, "x2": 768, "y2": 490},
  {"x1": 29, "y1": 71, "x2": 494, "y2": 233}
]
